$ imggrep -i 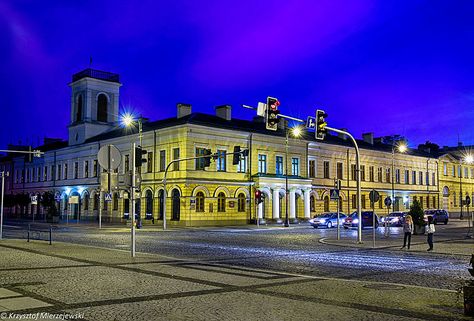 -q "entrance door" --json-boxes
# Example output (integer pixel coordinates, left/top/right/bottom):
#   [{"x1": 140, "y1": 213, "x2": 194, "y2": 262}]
[{"x1": 171, "y1": 189, "x2": 180, "y2": 221}]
